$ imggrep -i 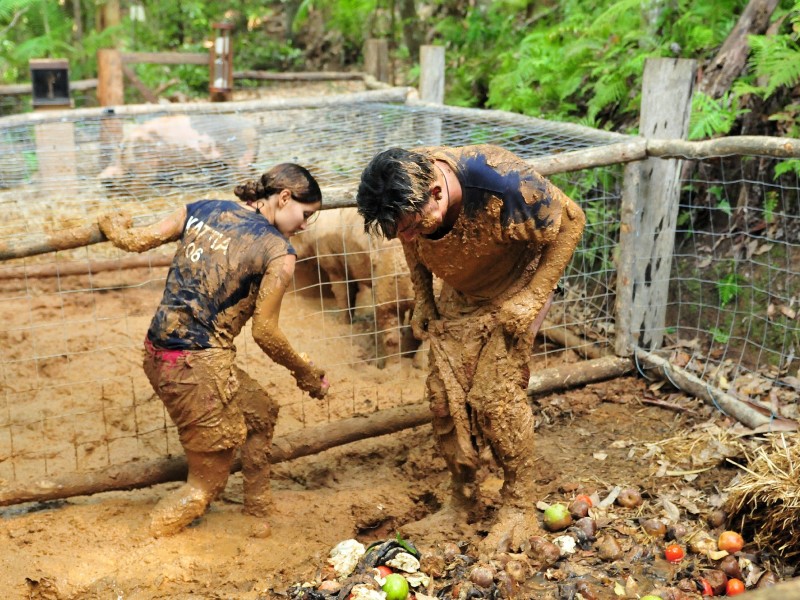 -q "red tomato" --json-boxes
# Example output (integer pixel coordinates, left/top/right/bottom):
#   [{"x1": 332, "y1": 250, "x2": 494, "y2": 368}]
[
  {"x1": 718, "y1": 531, "x2": 745, "y2": 554},
  {"x1": 726, "y1": 578, "x2": 746, "y2": 596},
  {"x1": 664, "y1": 543, "x2": 685, "y2": 563},
  {"x1": 574, "y1": 493, "x2": 593, "y2": 507},
  {"x1": 376, "y1": 565, "x2": 393, "y2": 577},
  {"x1": 698, "y1": 578, "x2": 714, "y2": 596}
]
